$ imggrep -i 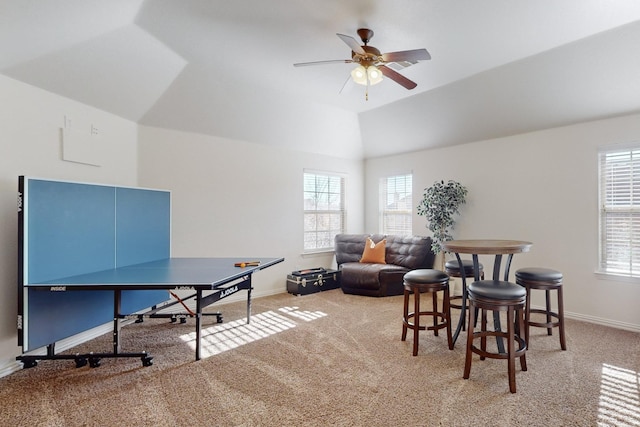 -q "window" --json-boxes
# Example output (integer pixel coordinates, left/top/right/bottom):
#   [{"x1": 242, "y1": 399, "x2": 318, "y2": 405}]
[
  {"x1": 303, "y1": 171, "x2": 345, "y2": 251},
  {"x1": 379, "y1": 173, "x2": 412, "y2": 235},
  {"x1": 599, "y1": 146, "x2": 640, "y2": 276}
]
